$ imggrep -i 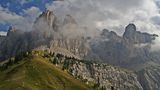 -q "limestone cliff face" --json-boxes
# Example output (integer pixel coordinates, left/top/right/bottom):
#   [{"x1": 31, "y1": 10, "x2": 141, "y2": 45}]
[
  {"x1": 0, "y1": 13, "x2": 159, "y2": 68},
  {"x1": 0, "y1": 10, "x2": 90, "y2": 60},
  {"x1": 0, "y1": 36, "x2": 5, "y2": 44},
  {"x1": 31, "y1": 10, "x2": 90, "y2": 58},
  {"x1": 0, "y1": 27, "x2": 29, "y2": 60},
  {"x1": 63, "y1": 14, "x2": 77, "y2": 25},
  {"x1": 65, "y1": 59, "x2": 143, "y2": 90},
  {"x1": 88, "y1": 24, "x2": 160, "y2": 90},
  {"x1": 34, "y1": 10, "x2": 58, "y2": 31},
  {"x1": 0, "y1": 35, "x2": 6, "y2": 59},
  {"x1": 137, "y1": 65, "x2": 160, "y2": 90},
  {"x1": 123, "y1": 24, "x2": 157, "y2": 43},
  {"x1": 90, "y1": 23, "x2": 158, "y2": 68},
  {"x1": 49, "y1": 37, "x2": 90, "y2": 58}
]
